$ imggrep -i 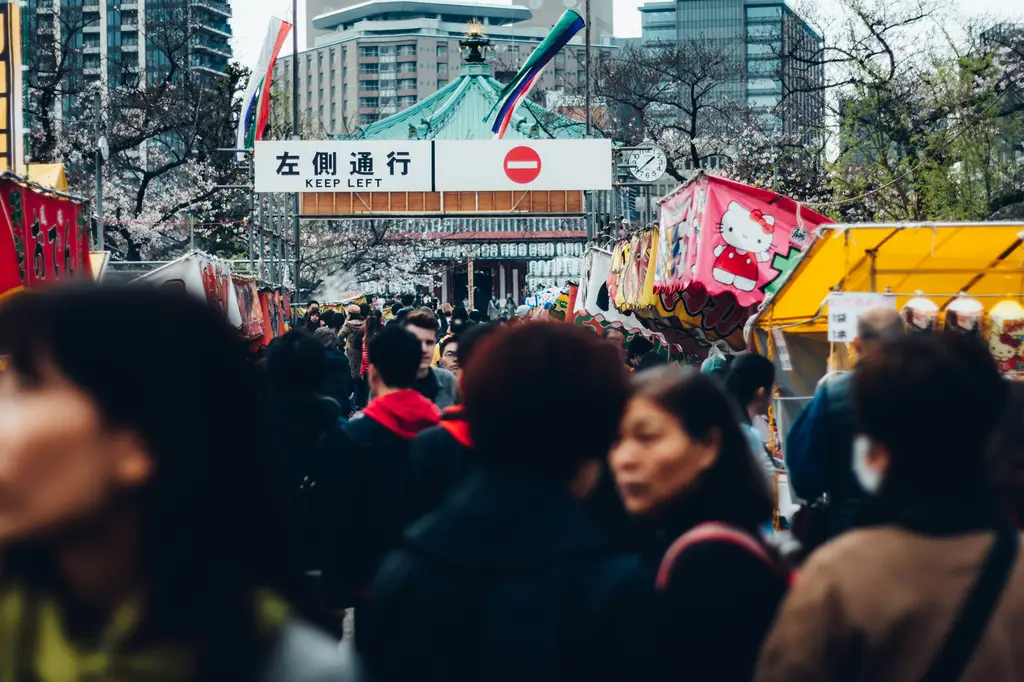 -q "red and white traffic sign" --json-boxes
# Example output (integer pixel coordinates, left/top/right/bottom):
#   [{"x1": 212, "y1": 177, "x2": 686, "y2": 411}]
[{"x1": 503, "y1": 146, "x2": 542, "y2": 184}]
